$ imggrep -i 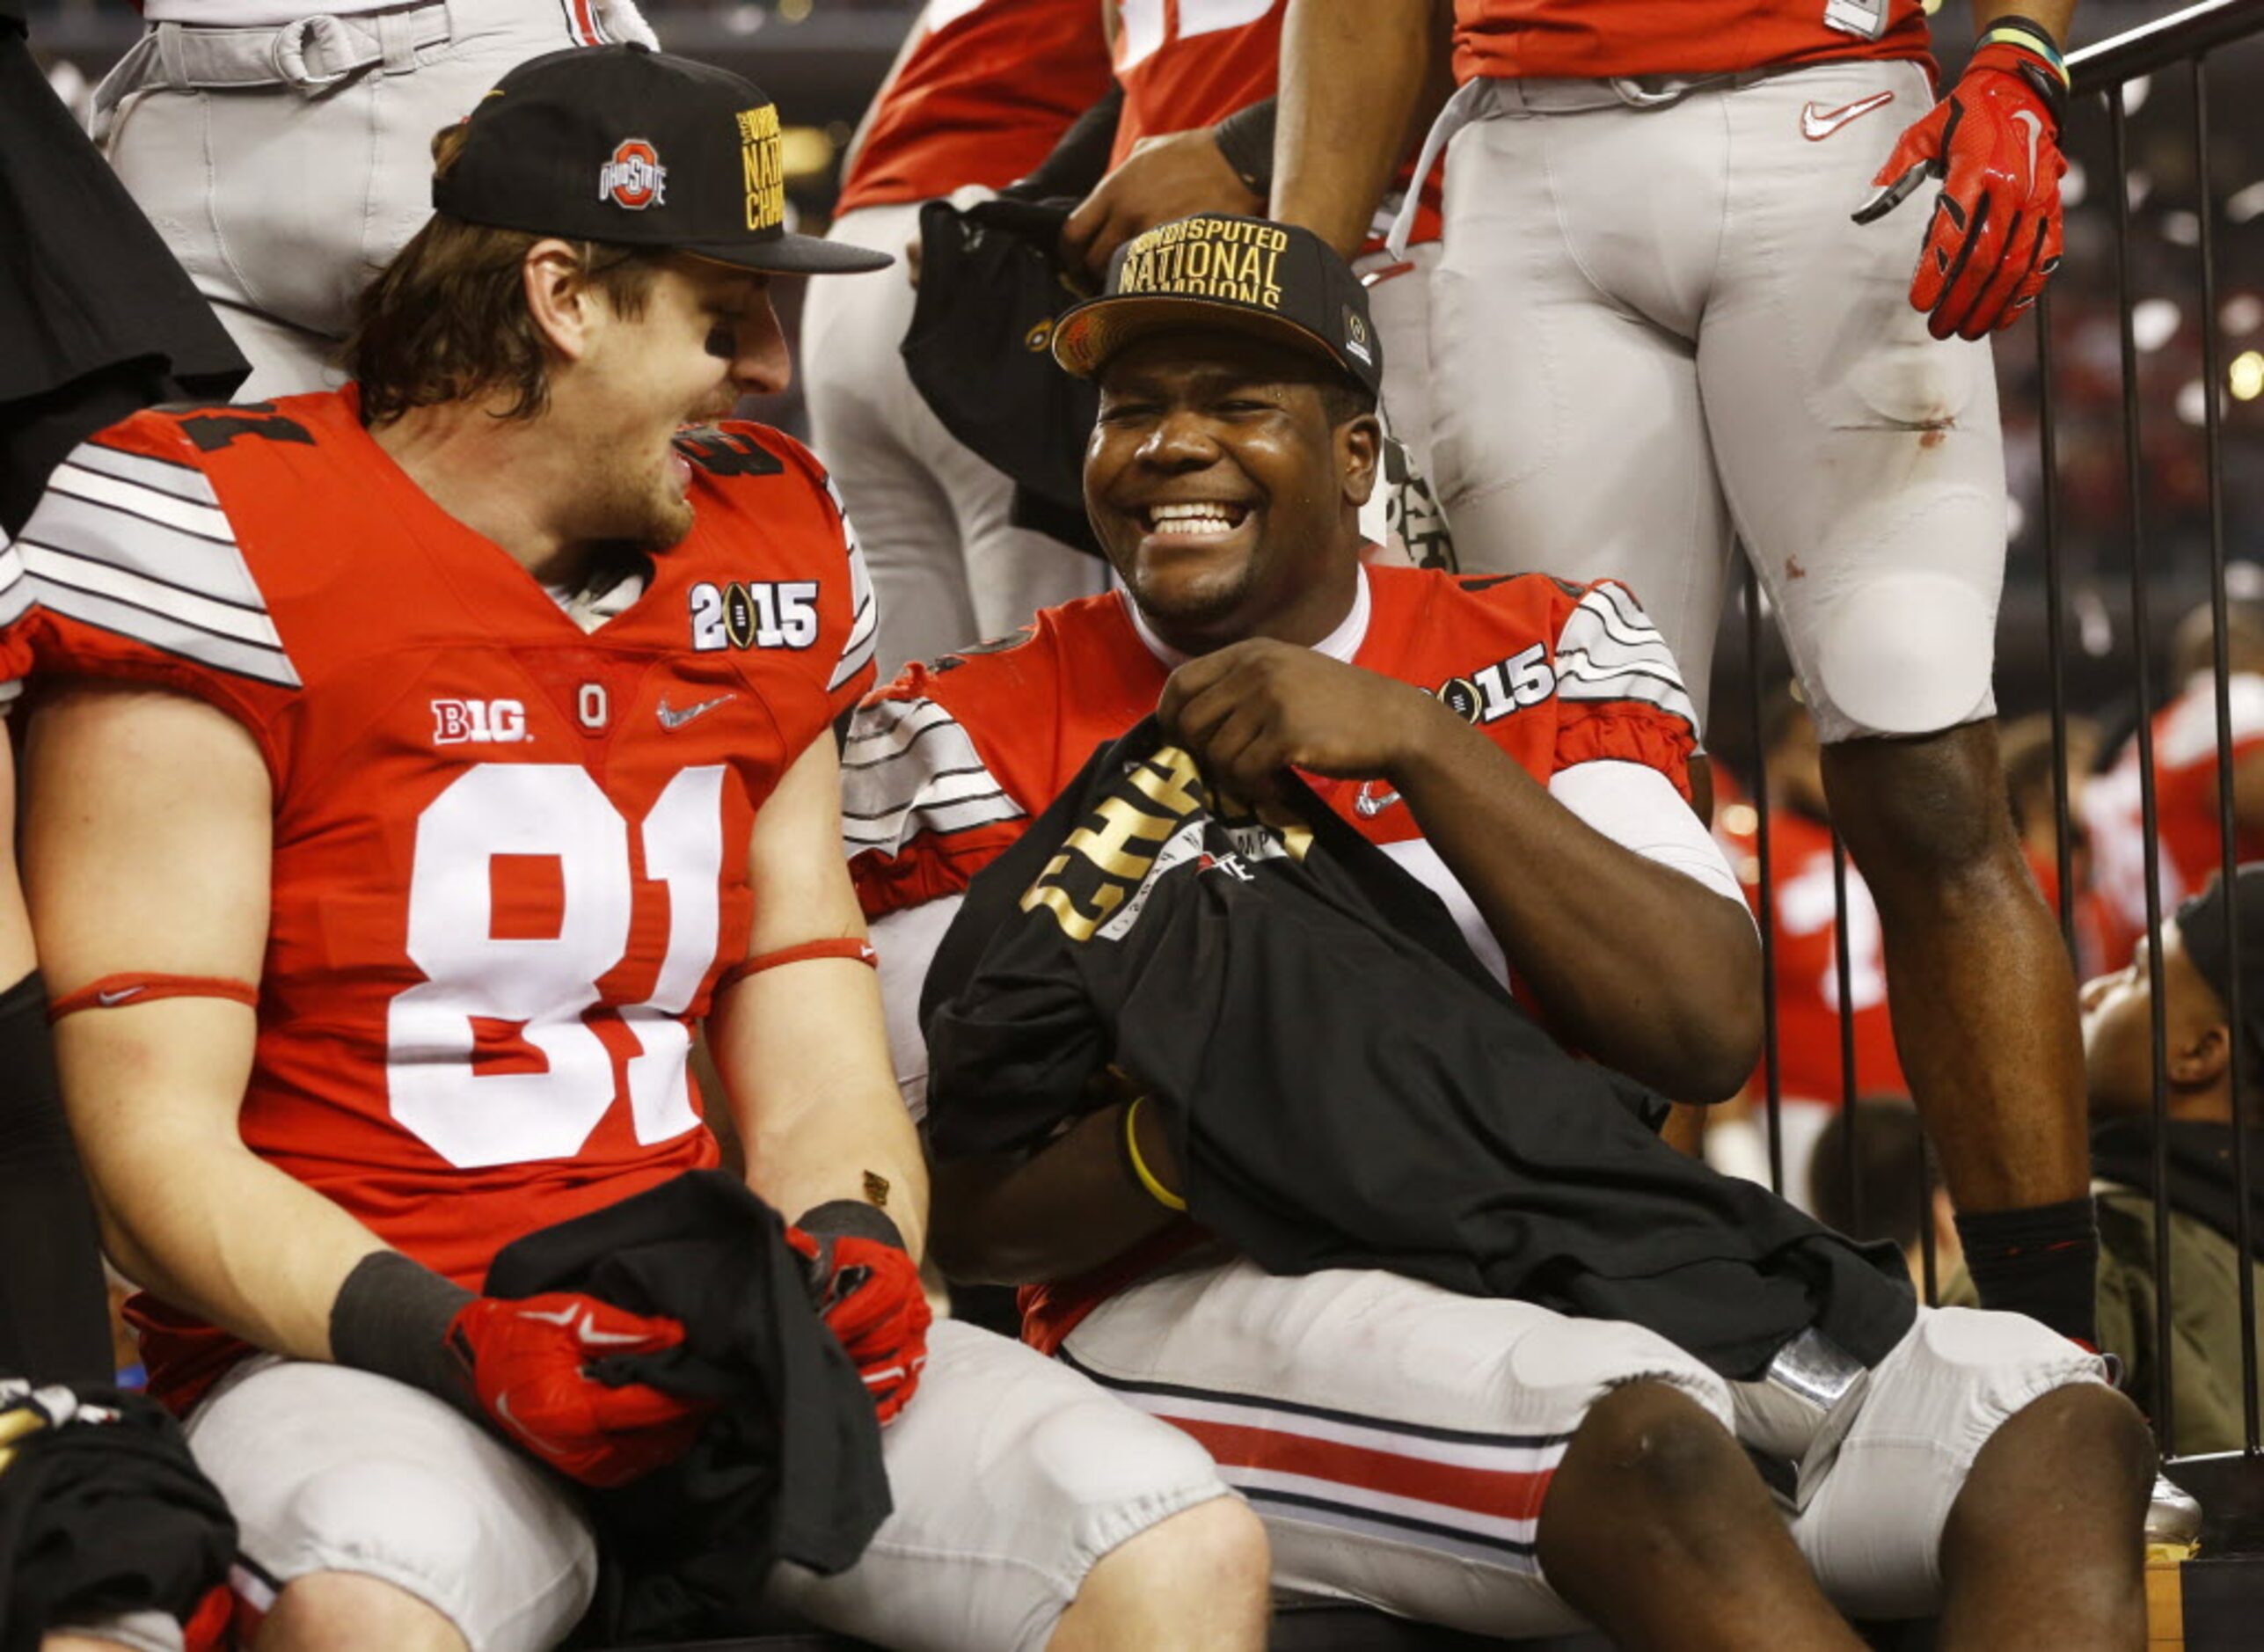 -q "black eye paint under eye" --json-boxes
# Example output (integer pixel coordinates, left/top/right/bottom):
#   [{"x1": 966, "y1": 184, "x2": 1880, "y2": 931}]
[{"x1": 705, "y1": 324, "x2": 736, "y2": 360}]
